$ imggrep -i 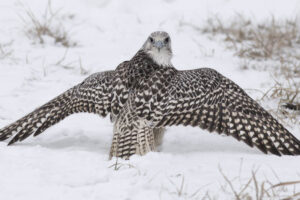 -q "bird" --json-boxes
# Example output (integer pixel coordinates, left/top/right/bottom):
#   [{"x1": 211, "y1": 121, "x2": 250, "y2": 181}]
[
  {"x1": 283, "y1": 103, "x2": 300, "y2": 111},
  {"x1": 0, "y1": 31, "x2": 300, "y2": 160}
]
